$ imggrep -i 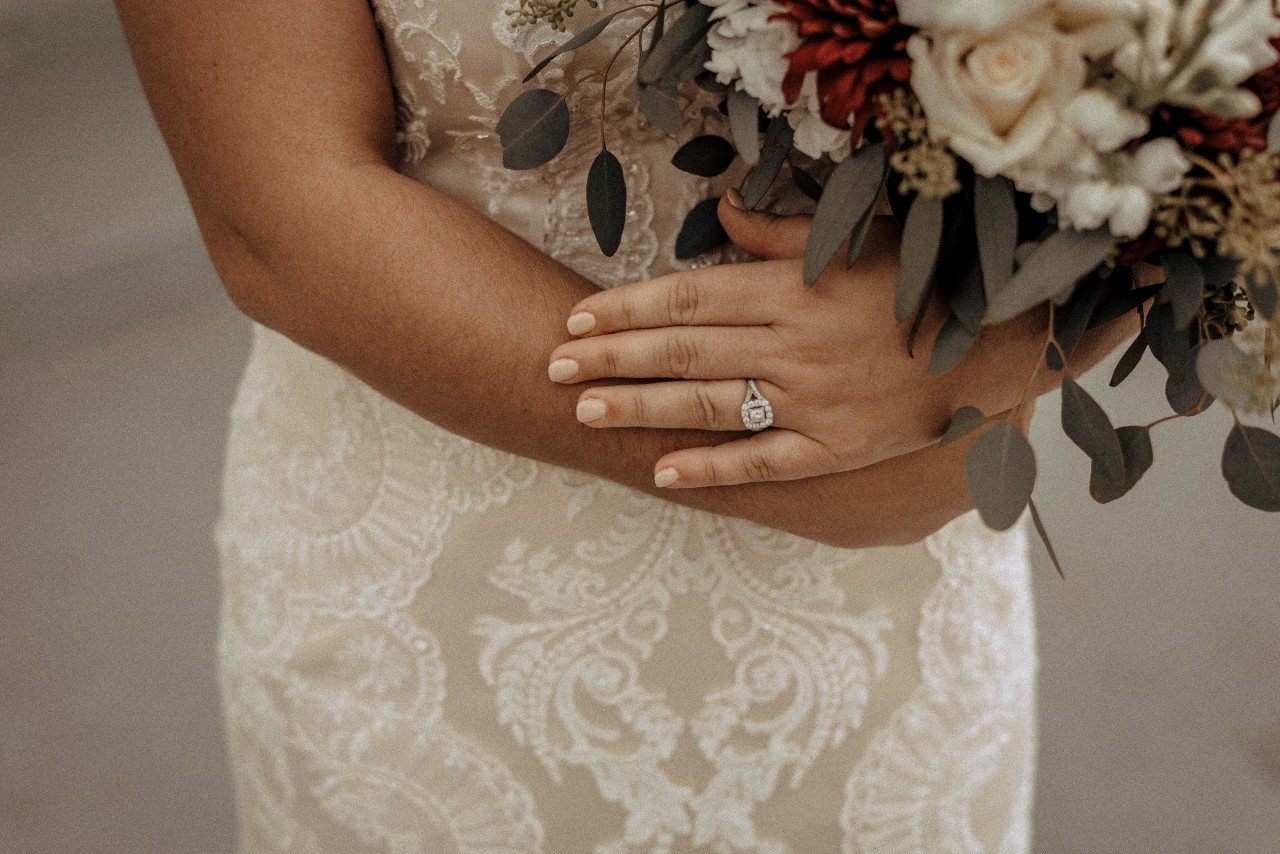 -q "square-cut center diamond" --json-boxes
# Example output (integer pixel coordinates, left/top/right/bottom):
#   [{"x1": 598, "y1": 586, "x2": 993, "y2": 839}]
[{"x1": 743, "y1": 399, "x2": 772, "y2": 429}]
